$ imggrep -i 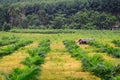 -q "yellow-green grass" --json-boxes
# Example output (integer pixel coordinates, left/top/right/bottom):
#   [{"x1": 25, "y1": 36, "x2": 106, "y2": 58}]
[
  {"x1": 0, "y1": 30, "x2": 119, "y2": 80},
  {"x1": 0, "y1": 42, "x2": 38, "y2": 80},
  {"x1": 40, "y1": 42, "x2": 100, "y2": 80}
]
